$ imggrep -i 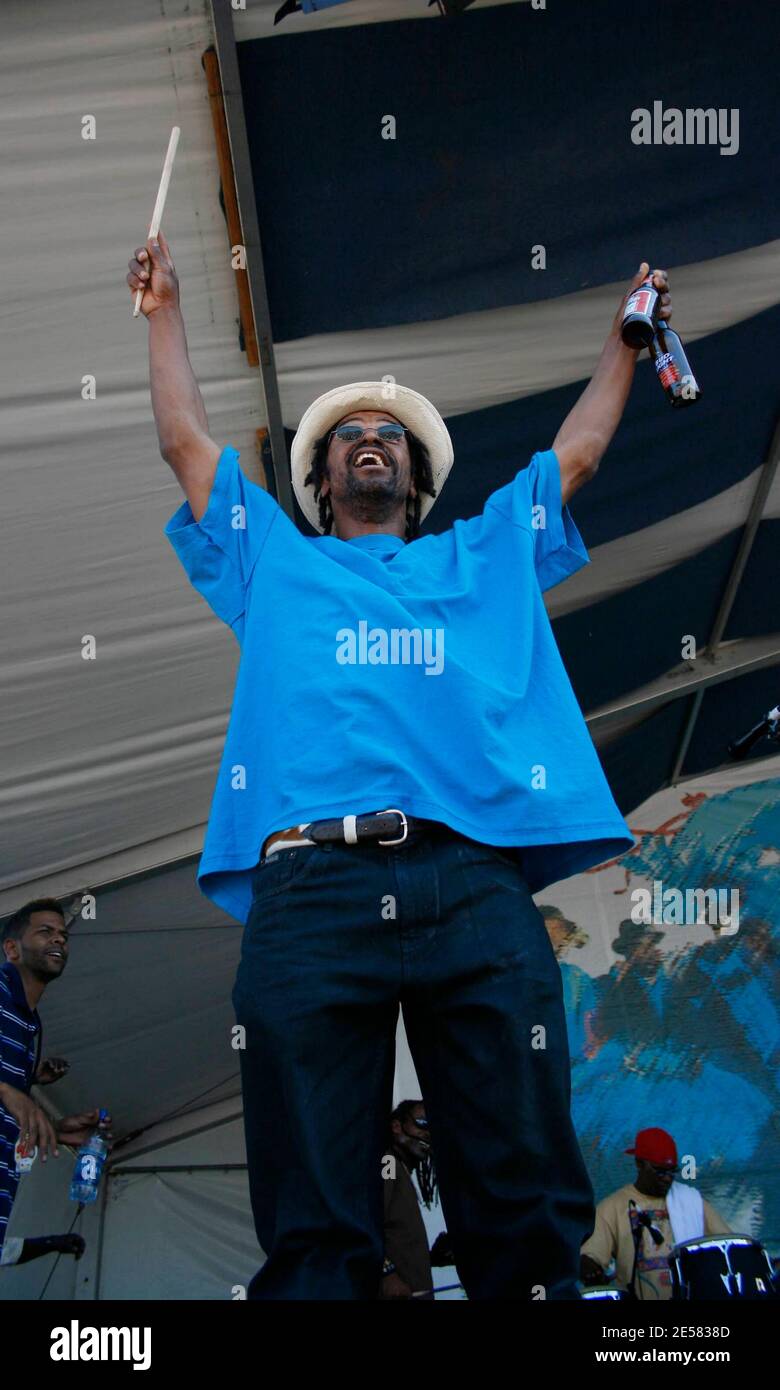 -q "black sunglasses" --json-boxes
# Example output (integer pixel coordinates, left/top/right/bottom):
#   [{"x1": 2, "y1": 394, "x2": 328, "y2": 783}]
[{"x1": 329, "y1": 423, "x2": 408, "y2": 445}]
